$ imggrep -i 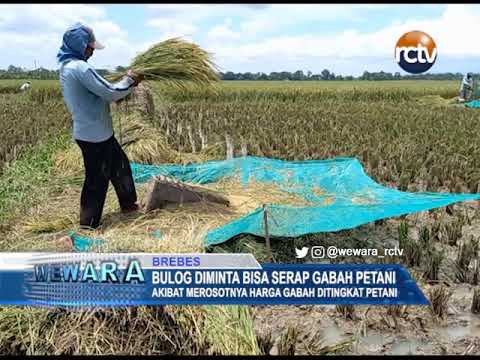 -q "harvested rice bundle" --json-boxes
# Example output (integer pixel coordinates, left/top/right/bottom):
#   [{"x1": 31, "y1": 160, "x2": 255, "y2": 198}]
[
  {"x1": 415, "y1": 95, "x2": 460, "y2": 107},
  {"x1": 20, "y1": 176, "x2": 322, "y2": 253},
  {"x1": 110, "y1": 38, "x2": 220, "y2": 90},
  {"x1": 92, "y1": 178, "x2": 317, "y2": 253},
  {"x1": 204, "y1": 177, "x2": 314, "y2": 213},
  {"x1": 116, "y1": 113, "x2": 224, "y2": 165}
]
